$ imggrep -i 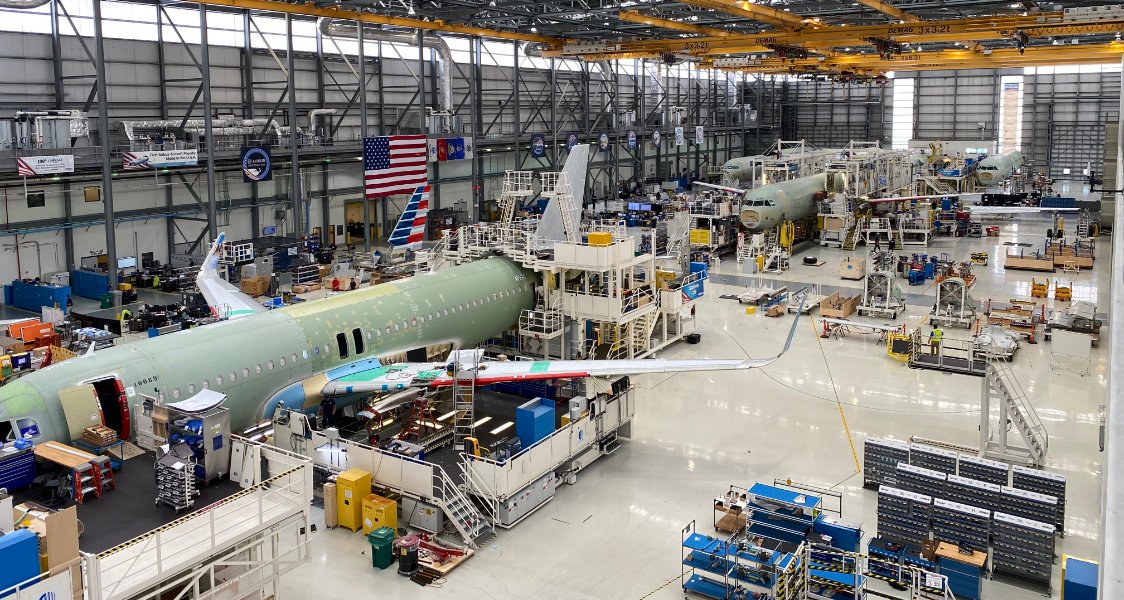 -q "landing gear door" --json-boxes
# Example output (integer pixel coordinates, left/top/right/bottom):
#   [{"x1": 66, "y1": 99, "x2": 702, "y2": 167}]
[{"x1": 58, "y1": 384, "x2": 102, "y2": 441}]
